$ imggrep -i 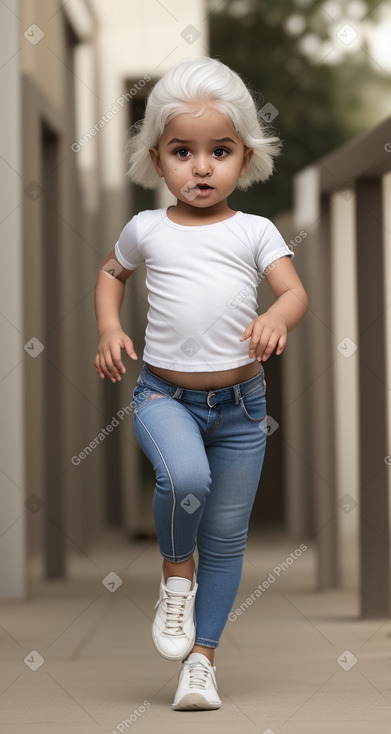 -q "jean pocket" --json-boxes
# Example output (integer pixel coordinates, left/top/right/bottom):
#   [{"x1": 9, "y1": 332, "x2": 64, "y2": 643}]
[
  {"x1": 132, "y1": 384, "x2": 169, "y2": 415},
  {"x1": 240, "y1": 388, "x2": 267, "y2": 422}
]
